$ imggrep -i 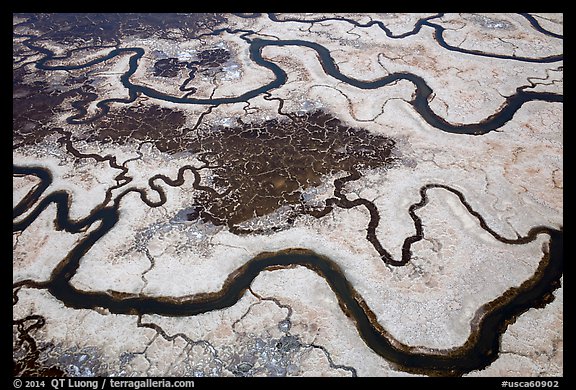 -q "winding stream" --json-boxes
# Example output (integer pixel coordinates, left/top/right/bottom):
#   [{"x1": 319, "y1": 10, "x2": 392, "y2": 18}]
[
  {"x1": 13, "y1": 164, "x2": 563, "y2": 376},
  {"x1": 13, "y1": 13, "x2": 563, "y2": 376},
  {"x1": 26, "y1": 18, "x2": 562, "y2": 133}
]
